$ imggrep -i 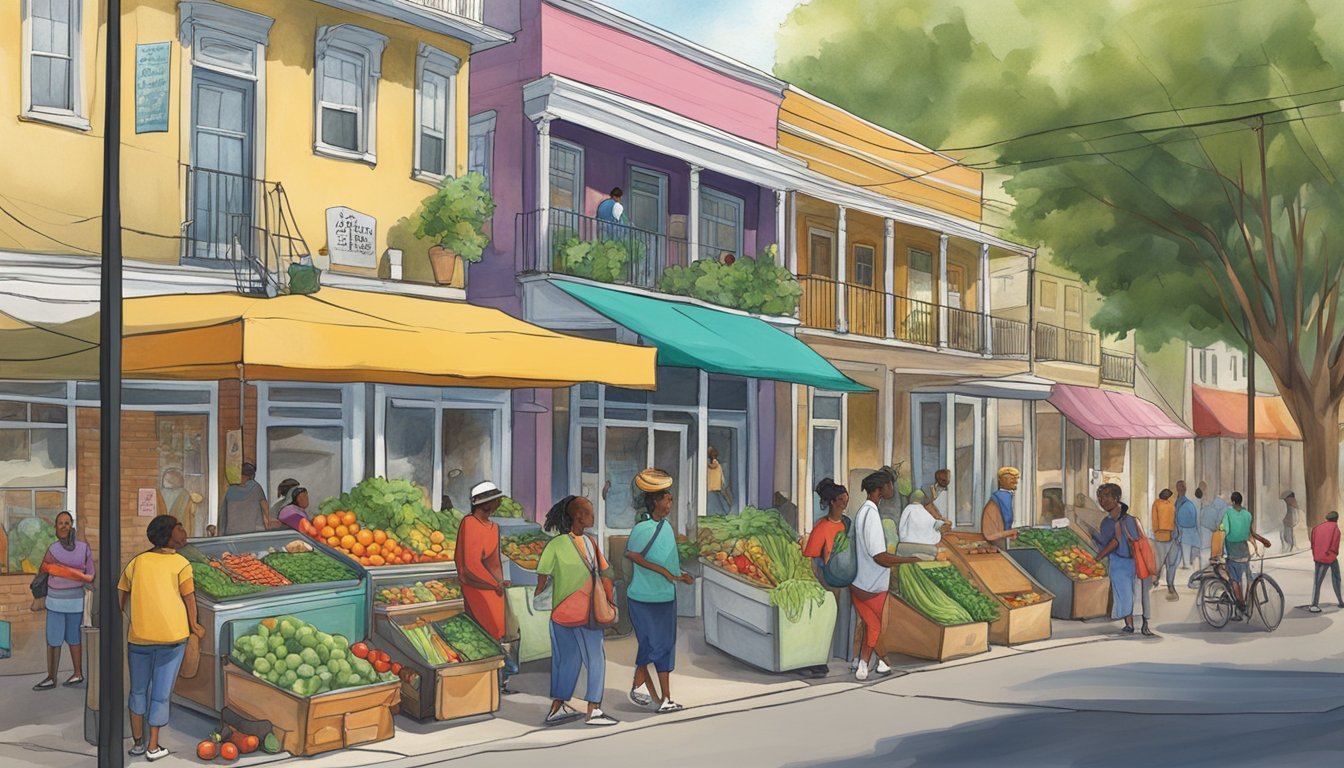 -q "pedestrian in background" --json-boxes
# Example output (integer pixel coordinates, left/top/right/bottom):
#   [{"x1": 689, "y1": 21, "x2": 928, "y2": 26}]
[
  {"x1": 270, "y1": 478, "x2": 300, "y2": 527},
  {"x1": 1092, "y1": 483, "x2": 1153, "y2": 636},
  {"x1": 276, "y1": 486, "x2": 312, "y2": 531},
  {"x1": 1308, "y1": 511, "x2": 1342, "y2": 613},
  {"x1": 1280, "y1": 491, "x2": 1299, "y2": 552},
  {"x1": 1150, "y1": 489, "x2": 1180, "y2": 600},
  {"x1": 536, "y1": 496, "x2": 617, "y2": 727},
  {"x1": 625, "y1": 469, "x2": 691, "y2": 713},
  {"x1": 1219, "y1": 491, "x2": 1271, "y2": 616},
  {"x1": 1174, "y1": 480, "x2": 1200, "y2": 570},
  {"x1": 119, "y1": 515, "x2": 205, "y2": 761},
  {"x1": 33, "y1": 511, "x2": 93, "y2": 691},
  {"x1": 1198, "y1": 484, "x2": 1225, "y2": 566},
  {"x1": 220, "y1": 462, "x2": 271, "y2": 535}
]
